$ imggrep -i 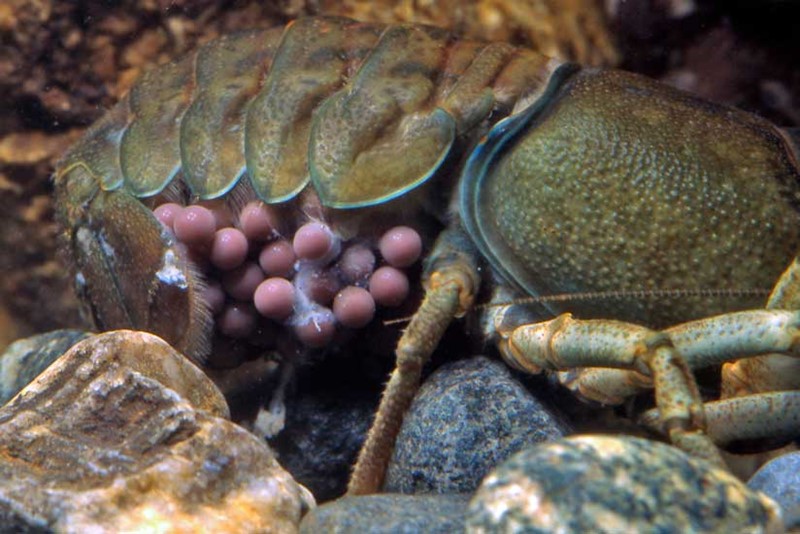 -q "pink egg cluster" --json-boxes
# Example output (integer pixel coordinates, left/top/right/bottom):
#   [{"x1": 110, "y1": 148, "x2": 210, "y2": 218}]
[{"x1": 153, "y1": 201, "x2": 423, "y2": 348}]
